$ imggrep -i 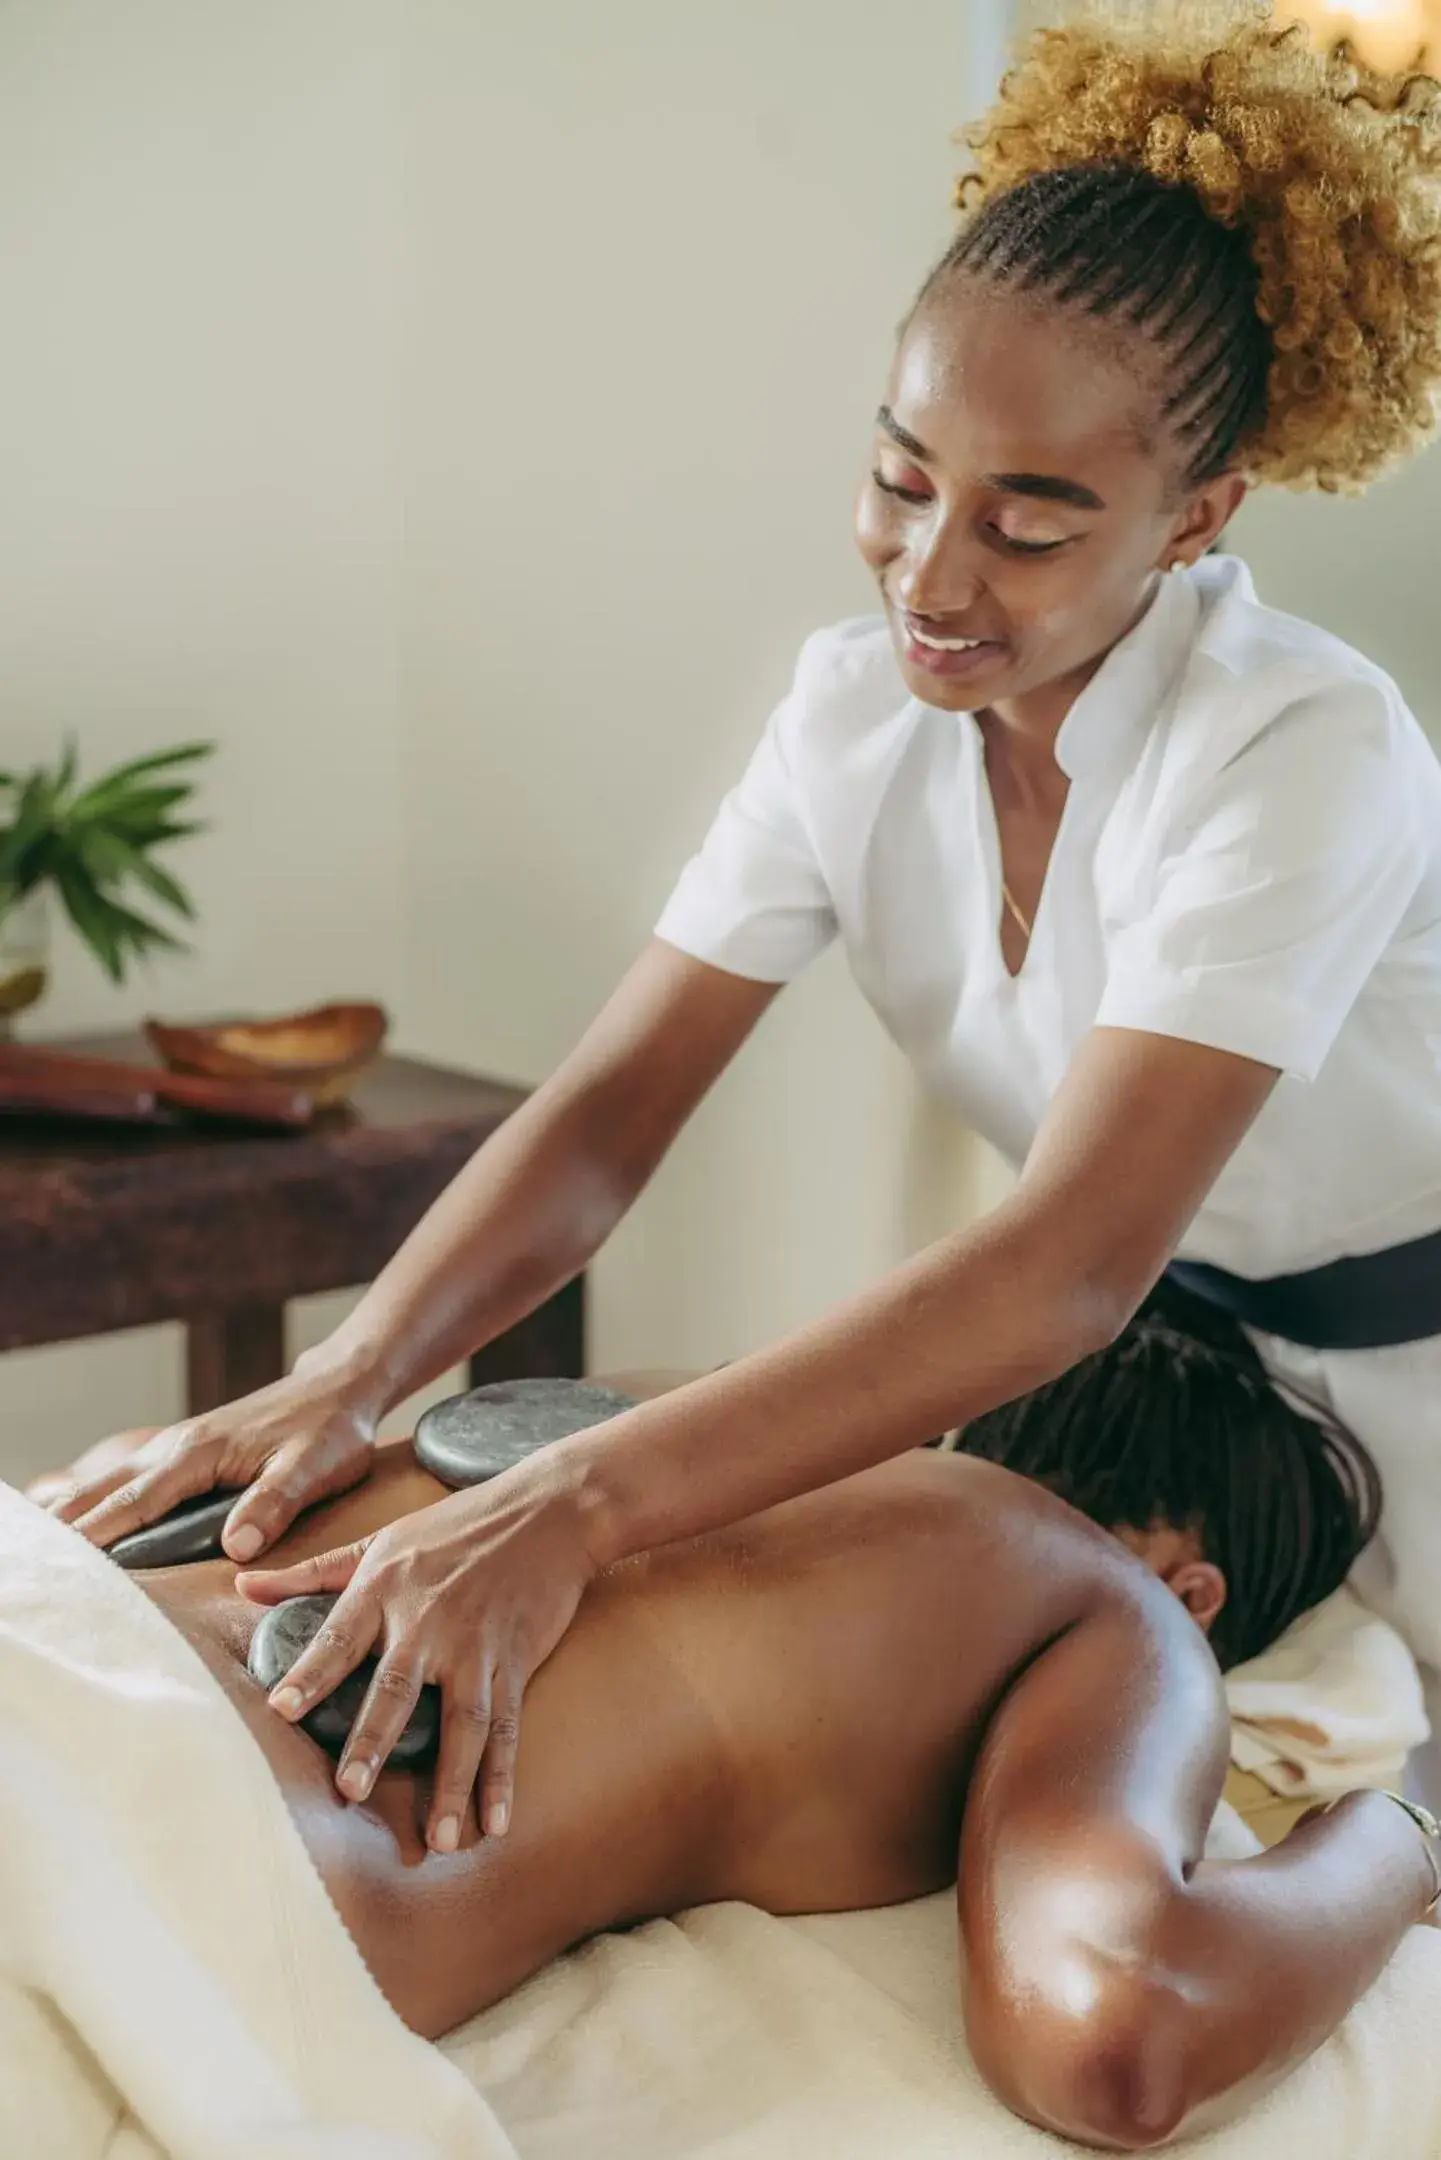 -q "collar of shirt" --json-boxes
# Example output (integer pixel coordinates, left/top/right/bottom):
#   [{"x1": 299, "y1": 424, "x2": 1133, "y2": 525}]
[{"x1": 1008, "y1": 564, "x2": 1204, "y2": 783}]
